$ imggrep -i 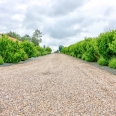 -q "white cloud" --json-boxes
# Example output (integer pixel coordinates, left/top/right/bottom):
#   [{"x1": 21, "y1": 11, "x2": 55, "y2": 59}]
[{"x1": 12, "y1": 14, "x2": 25, "y2": 21}]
